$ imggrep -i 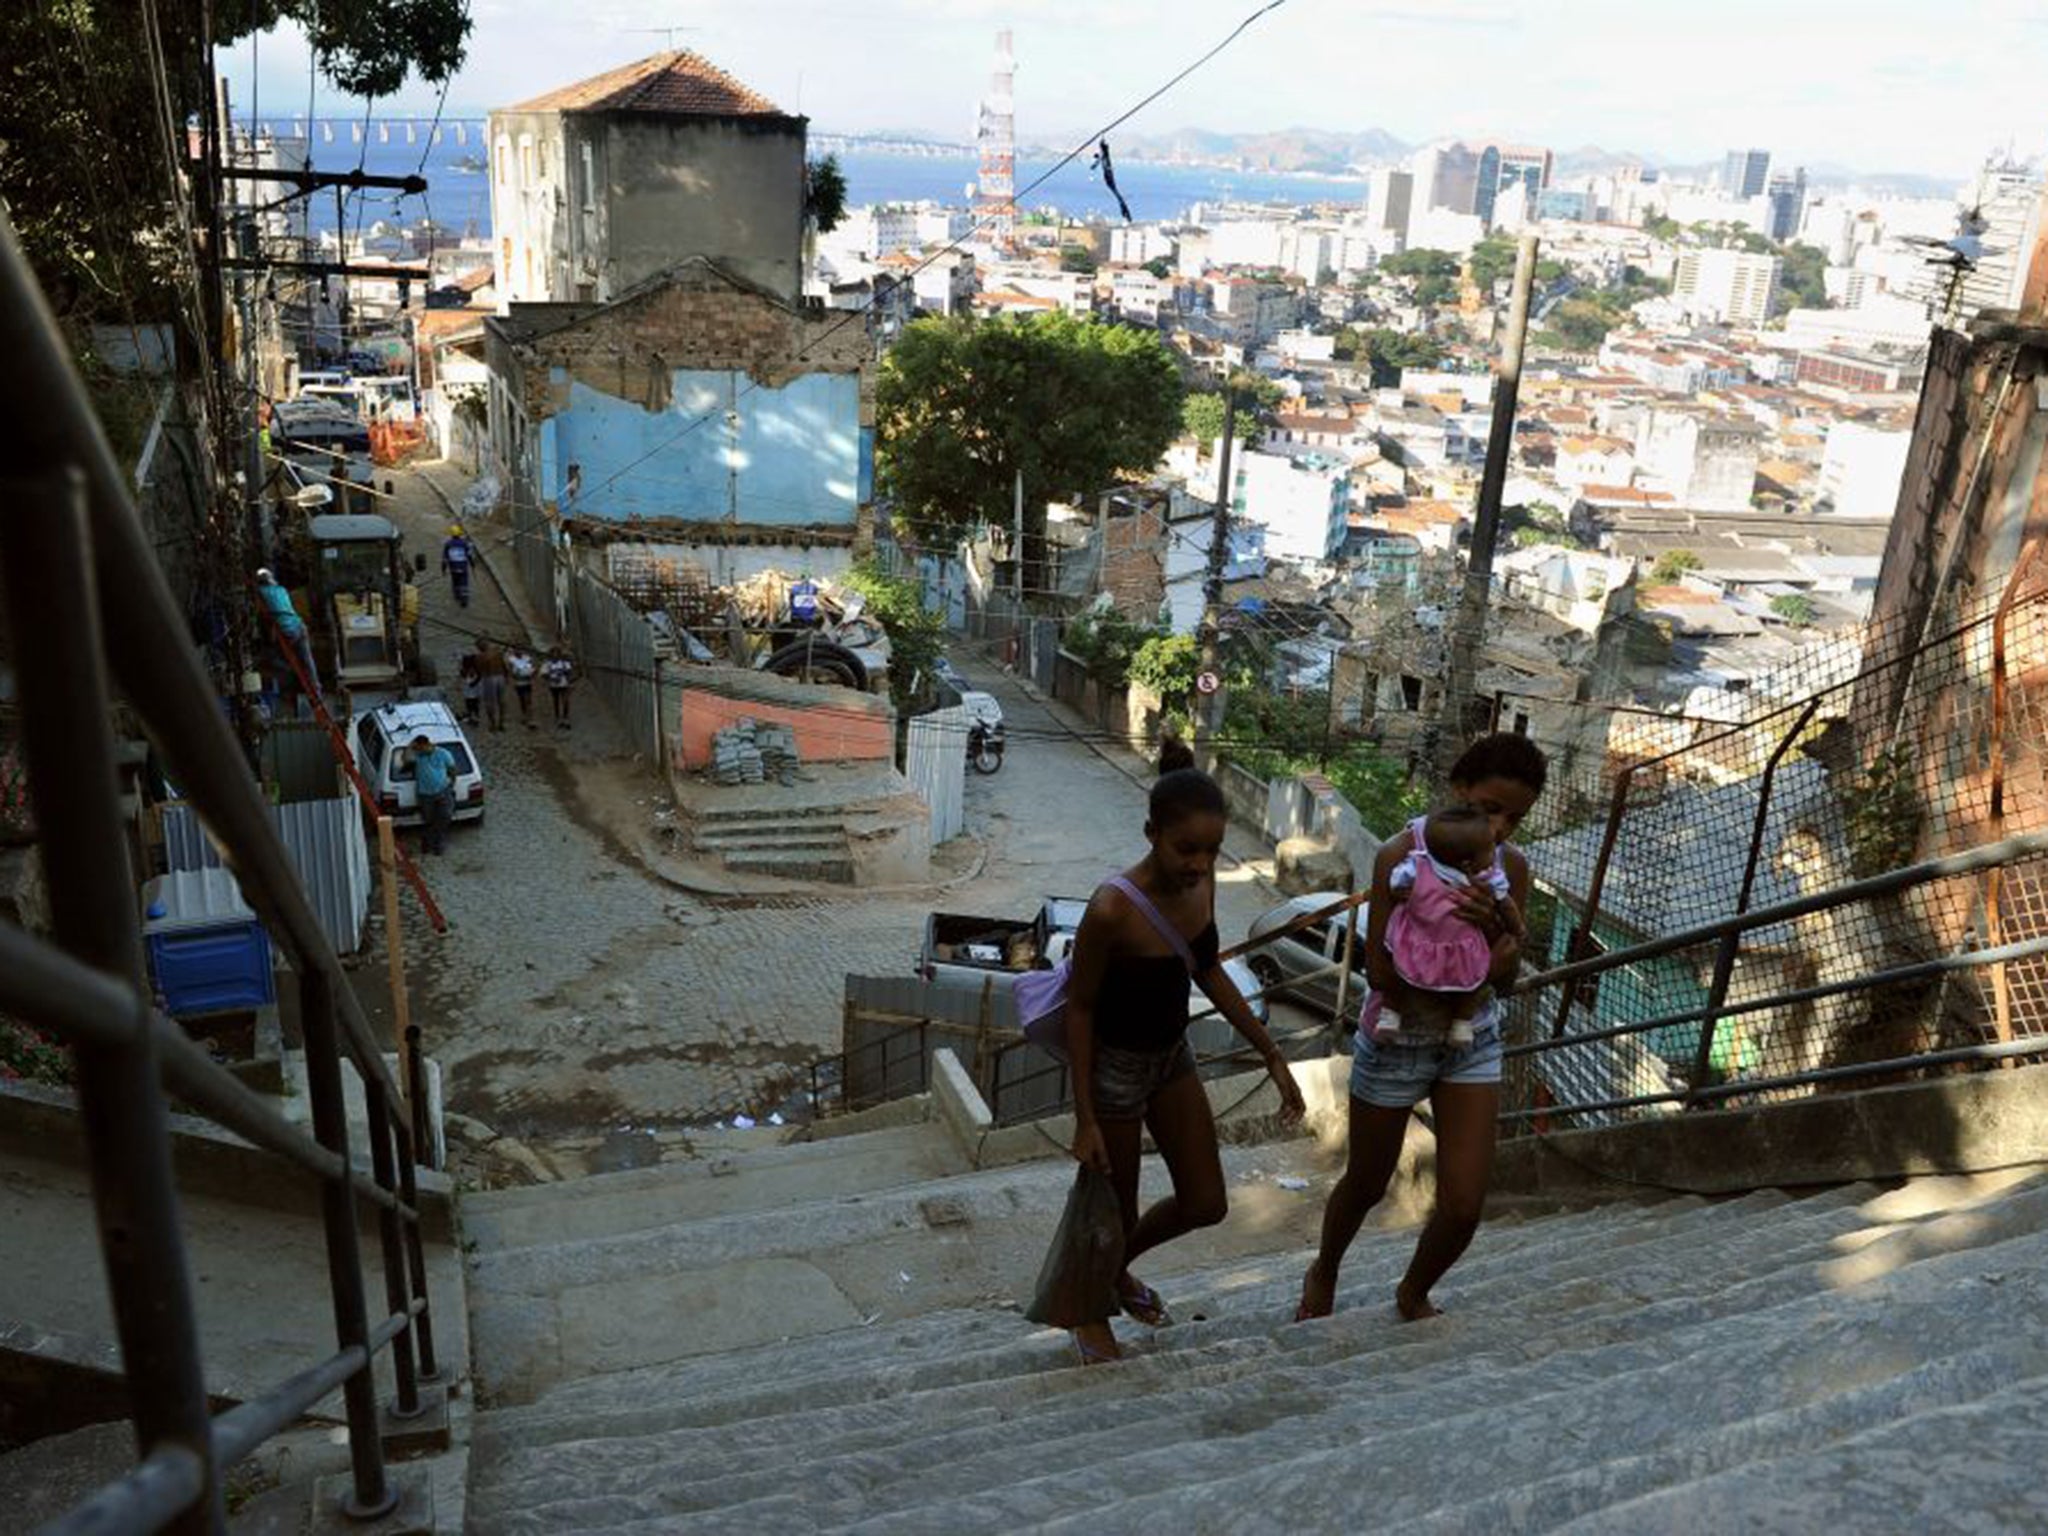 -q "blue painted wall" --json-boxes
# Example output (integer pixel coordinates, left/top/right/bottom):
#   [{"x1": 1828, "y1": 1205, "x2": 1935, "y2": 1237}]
[{"x1": 544, "y1": 367, "x2": 867, "y2": 525}]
